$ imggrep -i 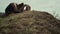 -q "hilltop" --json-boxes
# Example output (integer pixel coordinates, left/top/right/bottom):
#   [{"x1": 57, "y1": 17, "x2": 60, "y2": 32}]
[{"x1": 0, "y1": 11, "x2": 60, "y2": 34}]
